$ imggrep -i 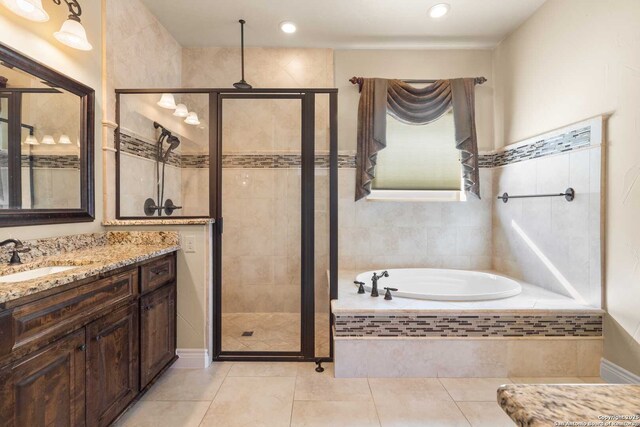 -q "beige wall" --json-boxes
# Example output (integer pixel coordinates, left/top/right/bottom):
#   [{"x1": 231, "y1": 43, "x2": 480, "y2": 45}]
[
  {"x1": 493, "y1": 0, "x2": 640, "y2": 375},
  {"x1": 104, "y1": 0, "x2": 211, "y2": 351},
  {"x1": 0, "y1": 0, "x2": 103, "y2": 240}
]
